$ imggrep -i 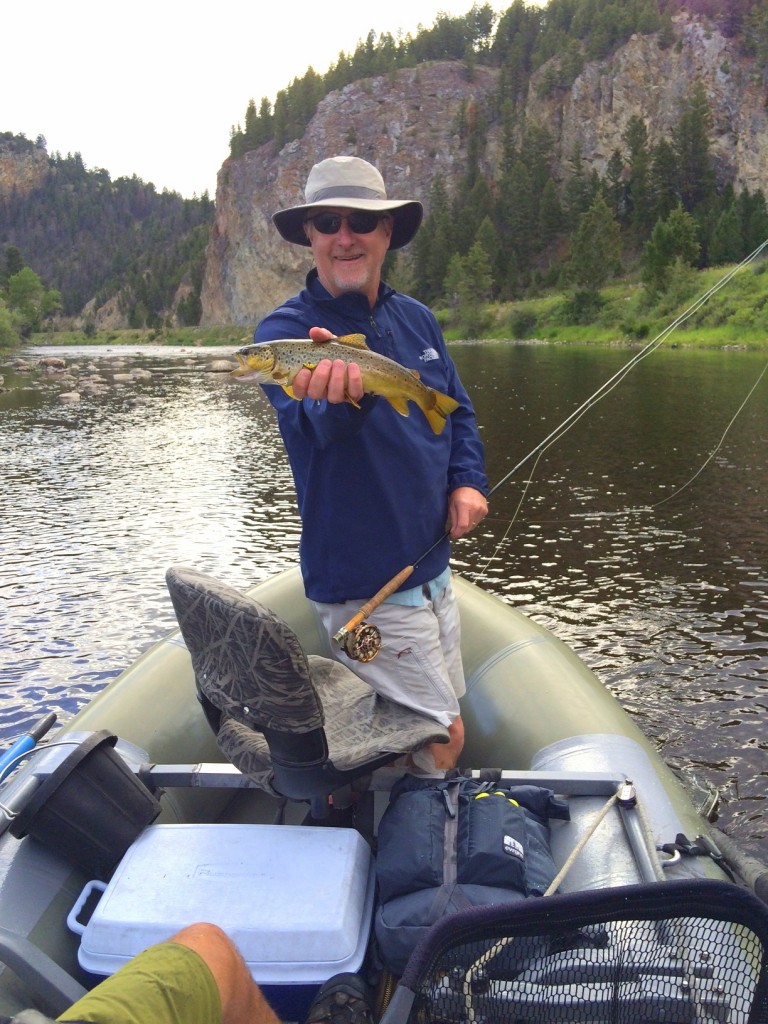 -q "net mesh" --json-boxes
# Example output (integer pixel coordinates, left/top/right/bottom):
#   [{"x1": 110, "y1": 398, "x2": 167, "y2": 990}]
[{"x1": 393, "y1": 881, "x2": 768, "y2": 1024}]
